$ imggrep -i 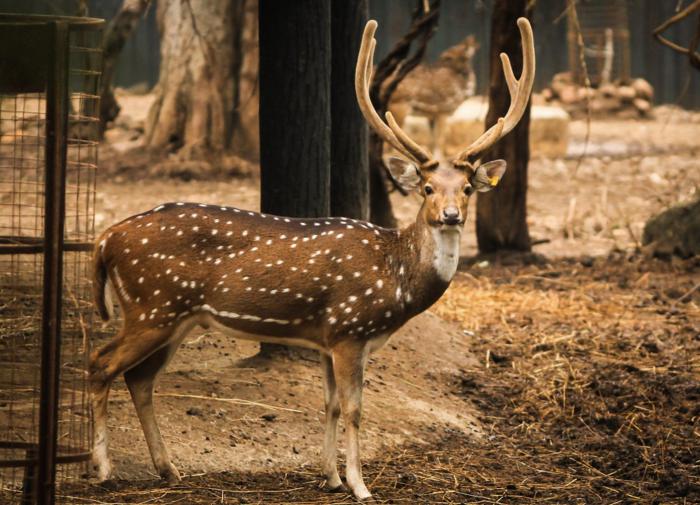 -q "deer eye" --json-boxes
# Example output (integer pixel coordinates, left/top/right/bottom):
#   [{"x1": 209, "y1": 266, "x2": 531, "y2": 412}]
[
  {"x1": 424, "y1": 185, "x2": 434, "y2": 196},
  {"x1": 463, "y1": 185, "x2": 474, "y2": 196}
]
